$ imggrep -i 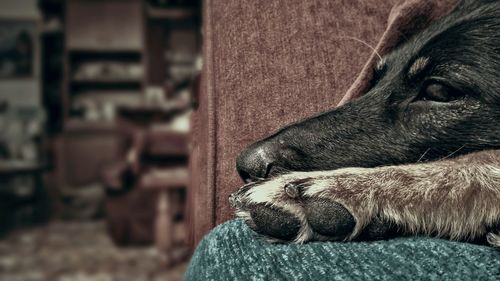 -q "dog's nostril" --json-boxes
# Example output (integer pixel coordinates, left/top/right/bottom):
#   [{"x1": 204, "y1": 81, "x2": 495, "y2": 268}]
[
  {"x1": 239, "y1": 161, "x2": 274, "y2": 182},
  {"x1": 264, "y1": 162, "x2": 273, "y2": 178},
  {"x1": 236, "y1": 146, "x2": 276, "y2": 182},
  {"x1": 237, "y1": 169, "x2": 253, "y2": 184}
]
